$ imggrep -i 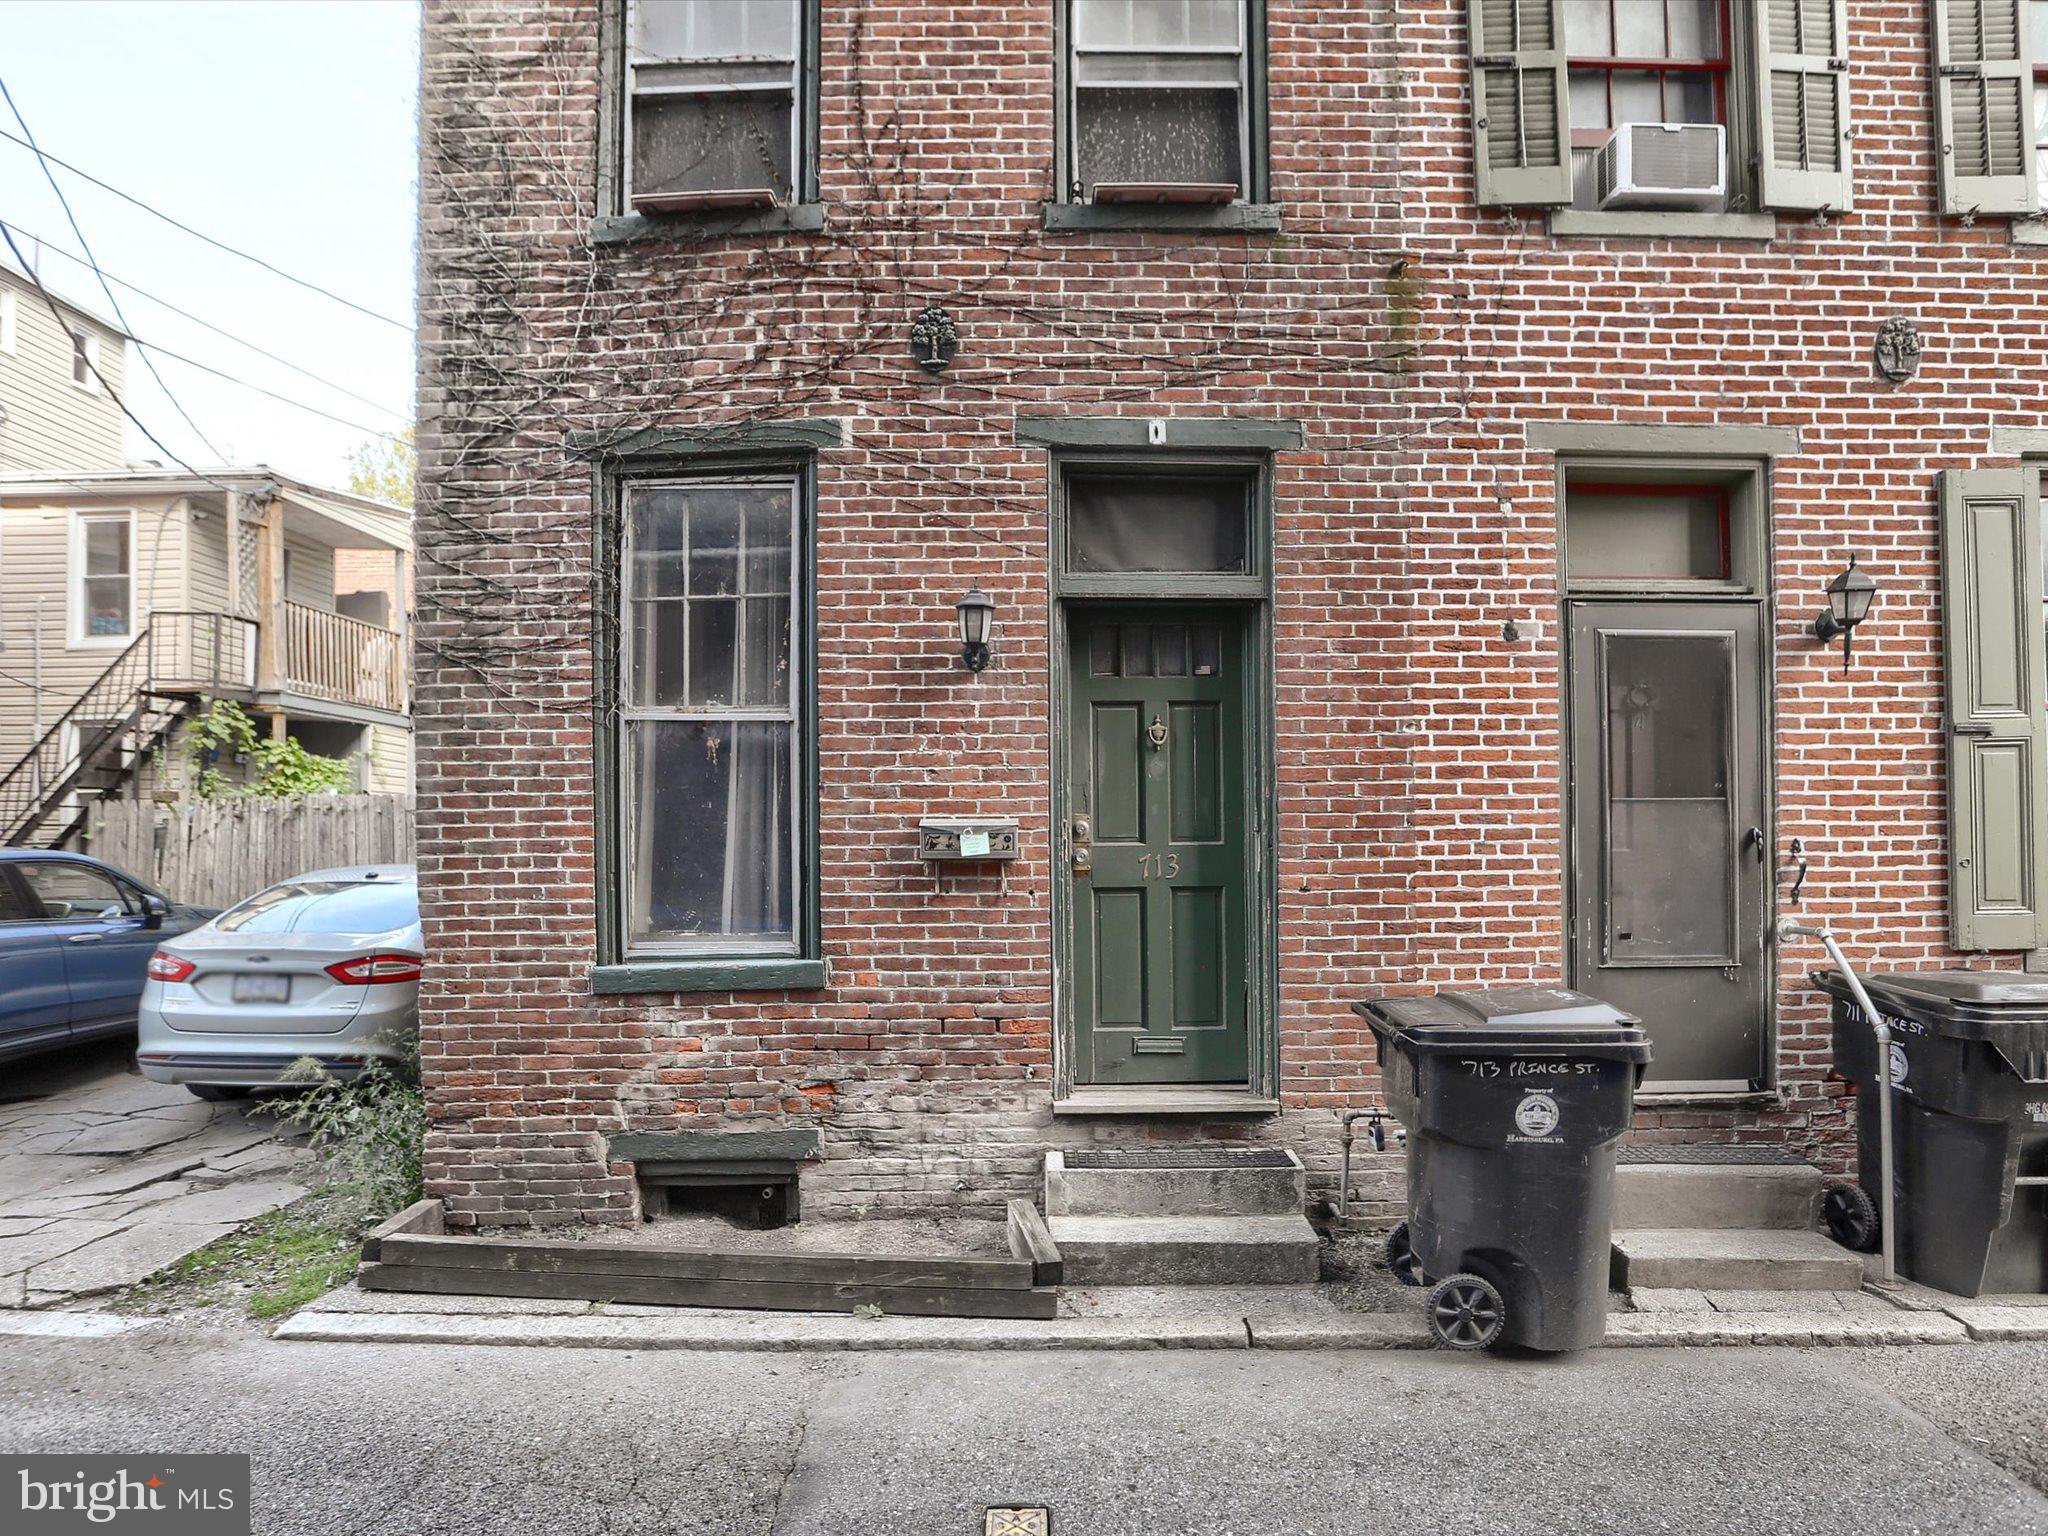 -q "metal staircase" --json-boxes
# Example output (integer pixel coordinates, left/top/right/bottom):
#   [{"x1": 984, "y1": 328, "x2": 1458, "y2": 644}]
[{"x1": 0, "y1": 613, "x2": 253, "y2": 849}]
